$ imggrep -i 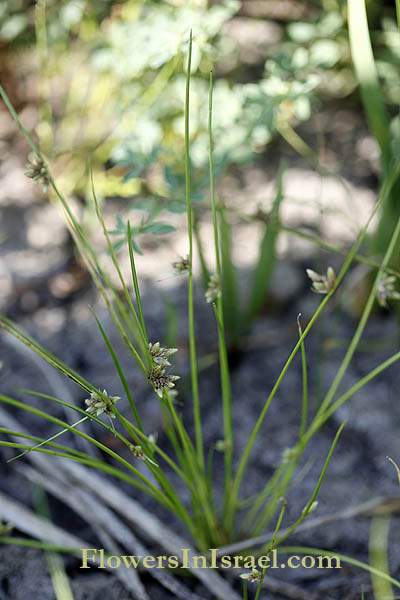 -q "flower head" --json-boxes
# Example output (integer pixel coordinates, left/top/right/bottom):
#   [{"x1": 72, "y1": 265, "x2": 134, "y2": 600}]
[
  {"x1": 376, "y1": 275, "x2": 400, "y2": 309},
  {"x1": 148, "y1": 365, "x2": 180, "y2": 397},
  {"x1": 281, "y1": 446, "x2": 298, "y2": 463},
  {"x1": 84, "y1": 389, "x2": 120, "y2": 418},
  {"x1": 148, "y1": 341, "x2": 178, "y2": 367},
  {"x1": 240, "y1": 569, "x2": 262, "y2": 583},
  {"x1": 147, "y1": 432, "x2": 158, "y2": 445},
  {"x1": 306, "y1": 267, "x2": 335, "y2": 294},
  {"x1": 129, "y1": 444, "x2": 159, "y2": 467},
  {"x1": 302, "y1": 500, "x2": 318, "y2": 516},
  {"x1": 205, "y1": 273, "x2": 221, "y2": 303},
  {"x1": 25, "y1": 154, "x2": 50, "y2": 192},
  {"x1": 215, "y1": 439, "x2": 228, "y2": 452},
  {"x1": 172, "y1": 256, "x2": 190, "y2": 274}
]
